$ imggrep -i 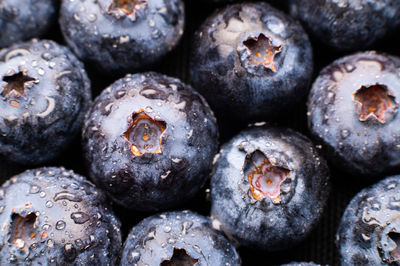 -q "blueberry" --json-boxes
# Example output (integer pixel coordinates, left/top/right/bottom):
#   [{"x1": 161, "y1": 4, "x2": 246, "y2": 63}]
[
  {"x1": 308, "y1": 51, "x2": 400, "y2": 176},
  {"x1": 59, "y1": 0, "x2": 185, "y2": 74},
  {"x1": 337, "y1": 175, "x2": 400, "y2": 265},
  {"x1": 82, "y1": 72, "x2": 218, "y2": 211},
  {"x1": 0, "y1": 0, "x2": 57, "y2": 48},
  {"x1": 120, "y1": 210, "x2": 241, "y2": 265},
  {"x1": 0, "y1": 167, "x2": 121, "y2": 265},
  {"x1": 0, "y1": 39, "x2": 91, "y2": 165},
  {"x1": 210, "y1": 125, "x2": 330, "y2": 251},
  {"x1": 289, "y1": 0, "x2": 400, "y2": 51},
  {"x1": 190, "y1": 2, "x2": 313, "y2": 122}
]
